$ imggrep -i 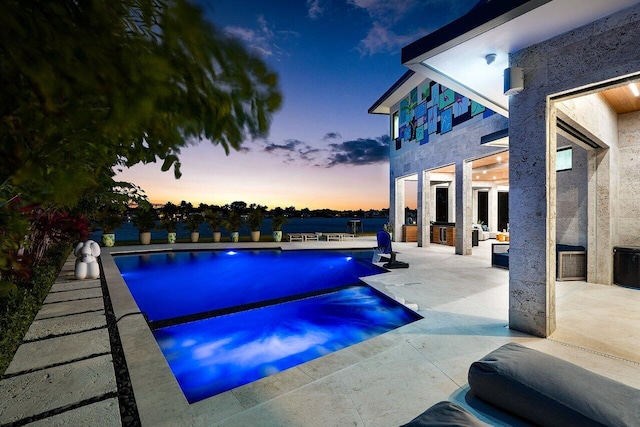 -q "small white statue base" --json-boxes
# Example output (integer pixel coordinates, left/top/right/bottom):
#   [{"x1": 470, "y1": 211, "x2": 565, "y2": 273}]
[{"x1": 74, "y1": 240, "x2": 101, "y2": 280}]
